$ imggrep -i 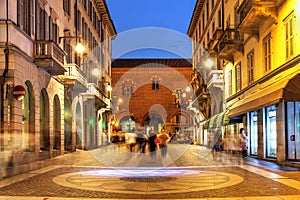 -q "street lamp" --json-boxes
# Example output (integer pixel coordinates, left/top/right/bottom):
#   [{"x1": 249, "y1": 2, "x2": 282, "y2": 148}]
[
  {"x1": 59, "y1": 35, "x2": 85, "y2": 54},
  {"x1": 204, "y1": 57, "x2": 214, "y2": 68},
  {"x1": 92, "y1": 68, "x2": 101, "y2": 77},
  {"x1": 107, "y1": 84, "x2": 112, "y2": 92}
]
